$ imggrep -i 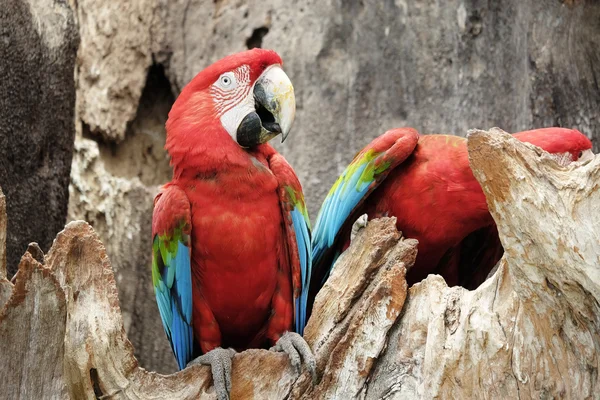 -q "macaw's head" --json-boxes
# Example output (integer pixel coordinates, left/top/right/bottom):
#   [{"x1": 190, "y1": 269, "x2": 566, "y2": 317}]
[
  {"x1": 166, "y1": 49, "x2": 296, "y2": 166},
  {"x1": 514, "y1": 127, "x2": 594, "y2": 163}
]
